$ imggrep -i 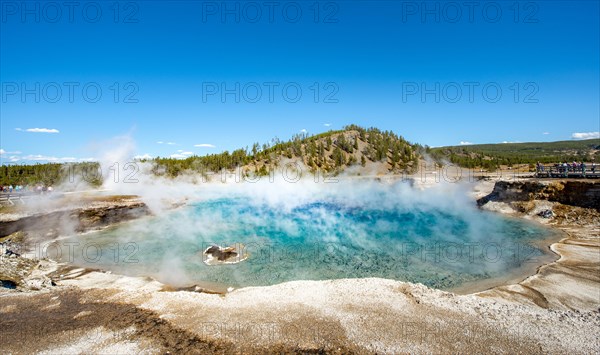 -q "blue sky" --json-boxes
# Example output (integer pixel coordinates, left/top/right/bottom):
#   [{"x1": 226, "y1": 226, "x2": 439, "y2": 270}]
[{"x1": 1, "y1": 0, "x2": 599, "y2": 163}]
